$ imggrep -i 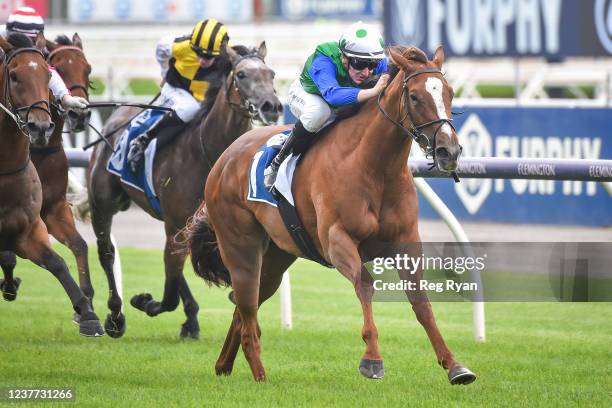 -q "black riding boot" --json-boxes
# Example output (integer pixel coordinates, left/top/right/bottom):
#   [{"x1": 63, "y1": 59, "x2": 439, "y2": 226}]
[
  {"x1": 127, "y1": 111, "x2": 185, "y2": 172},
  {"x1": 263, "y1": 121, "x2": 314, "y2": 190}
]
